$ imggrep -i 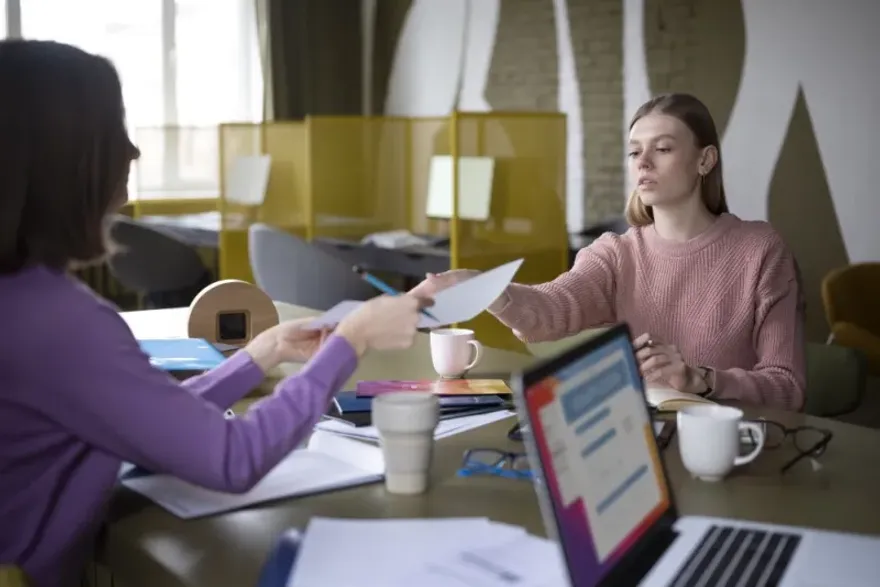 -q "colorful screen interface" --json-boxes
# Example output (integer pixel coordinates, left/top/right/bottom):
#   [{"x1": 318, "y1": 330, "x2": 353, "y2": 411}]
[{"x1": 525, "y1": 333, "x2": 671, "y2": 587}]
